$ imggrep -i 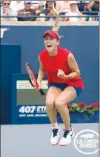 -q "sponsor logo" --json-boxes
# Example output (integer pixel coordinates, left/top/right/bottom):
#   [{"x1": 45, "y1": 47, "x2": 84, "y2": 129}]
[
  {"x1": 74, "y1": 129, "x2": 99, "y2": 155},
  {"x1": 18, "y1": 105, "x2": 47, "y2": 117},
  {"x1": 17, "y1": 80, "x2": 48, "y2": 89}
]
